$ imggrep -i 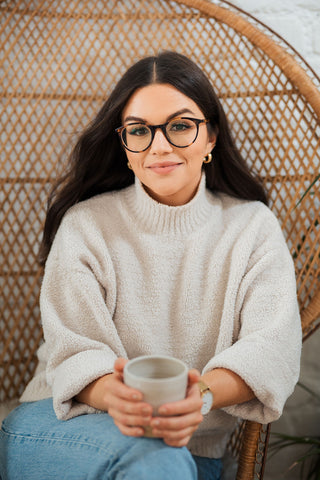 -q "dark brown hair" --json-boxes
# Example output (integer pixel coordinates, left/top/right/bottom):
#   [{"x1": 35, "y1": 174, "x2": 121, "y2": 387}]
[{"x1": 39, "y1": 51, "x2": 268, "y2": 265}]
